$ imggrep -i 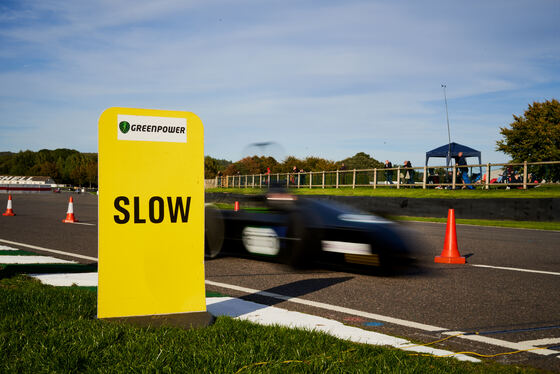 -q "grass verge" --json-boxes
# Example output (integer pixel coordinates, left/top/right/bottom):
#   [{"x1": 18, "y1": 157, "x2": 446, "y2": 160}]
[
  {"x1": 392, "y1": 216, "x2": 560, "y2": 231},
  {"x1": 0, "y1": 276, "x2": 543, "y2": 373},
  {"x1": 206, "y1": 184, "x2": 560, "y2": 198},
  {"x1": 211, "y1": 203, "x2": 559, "y2": 231}
]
